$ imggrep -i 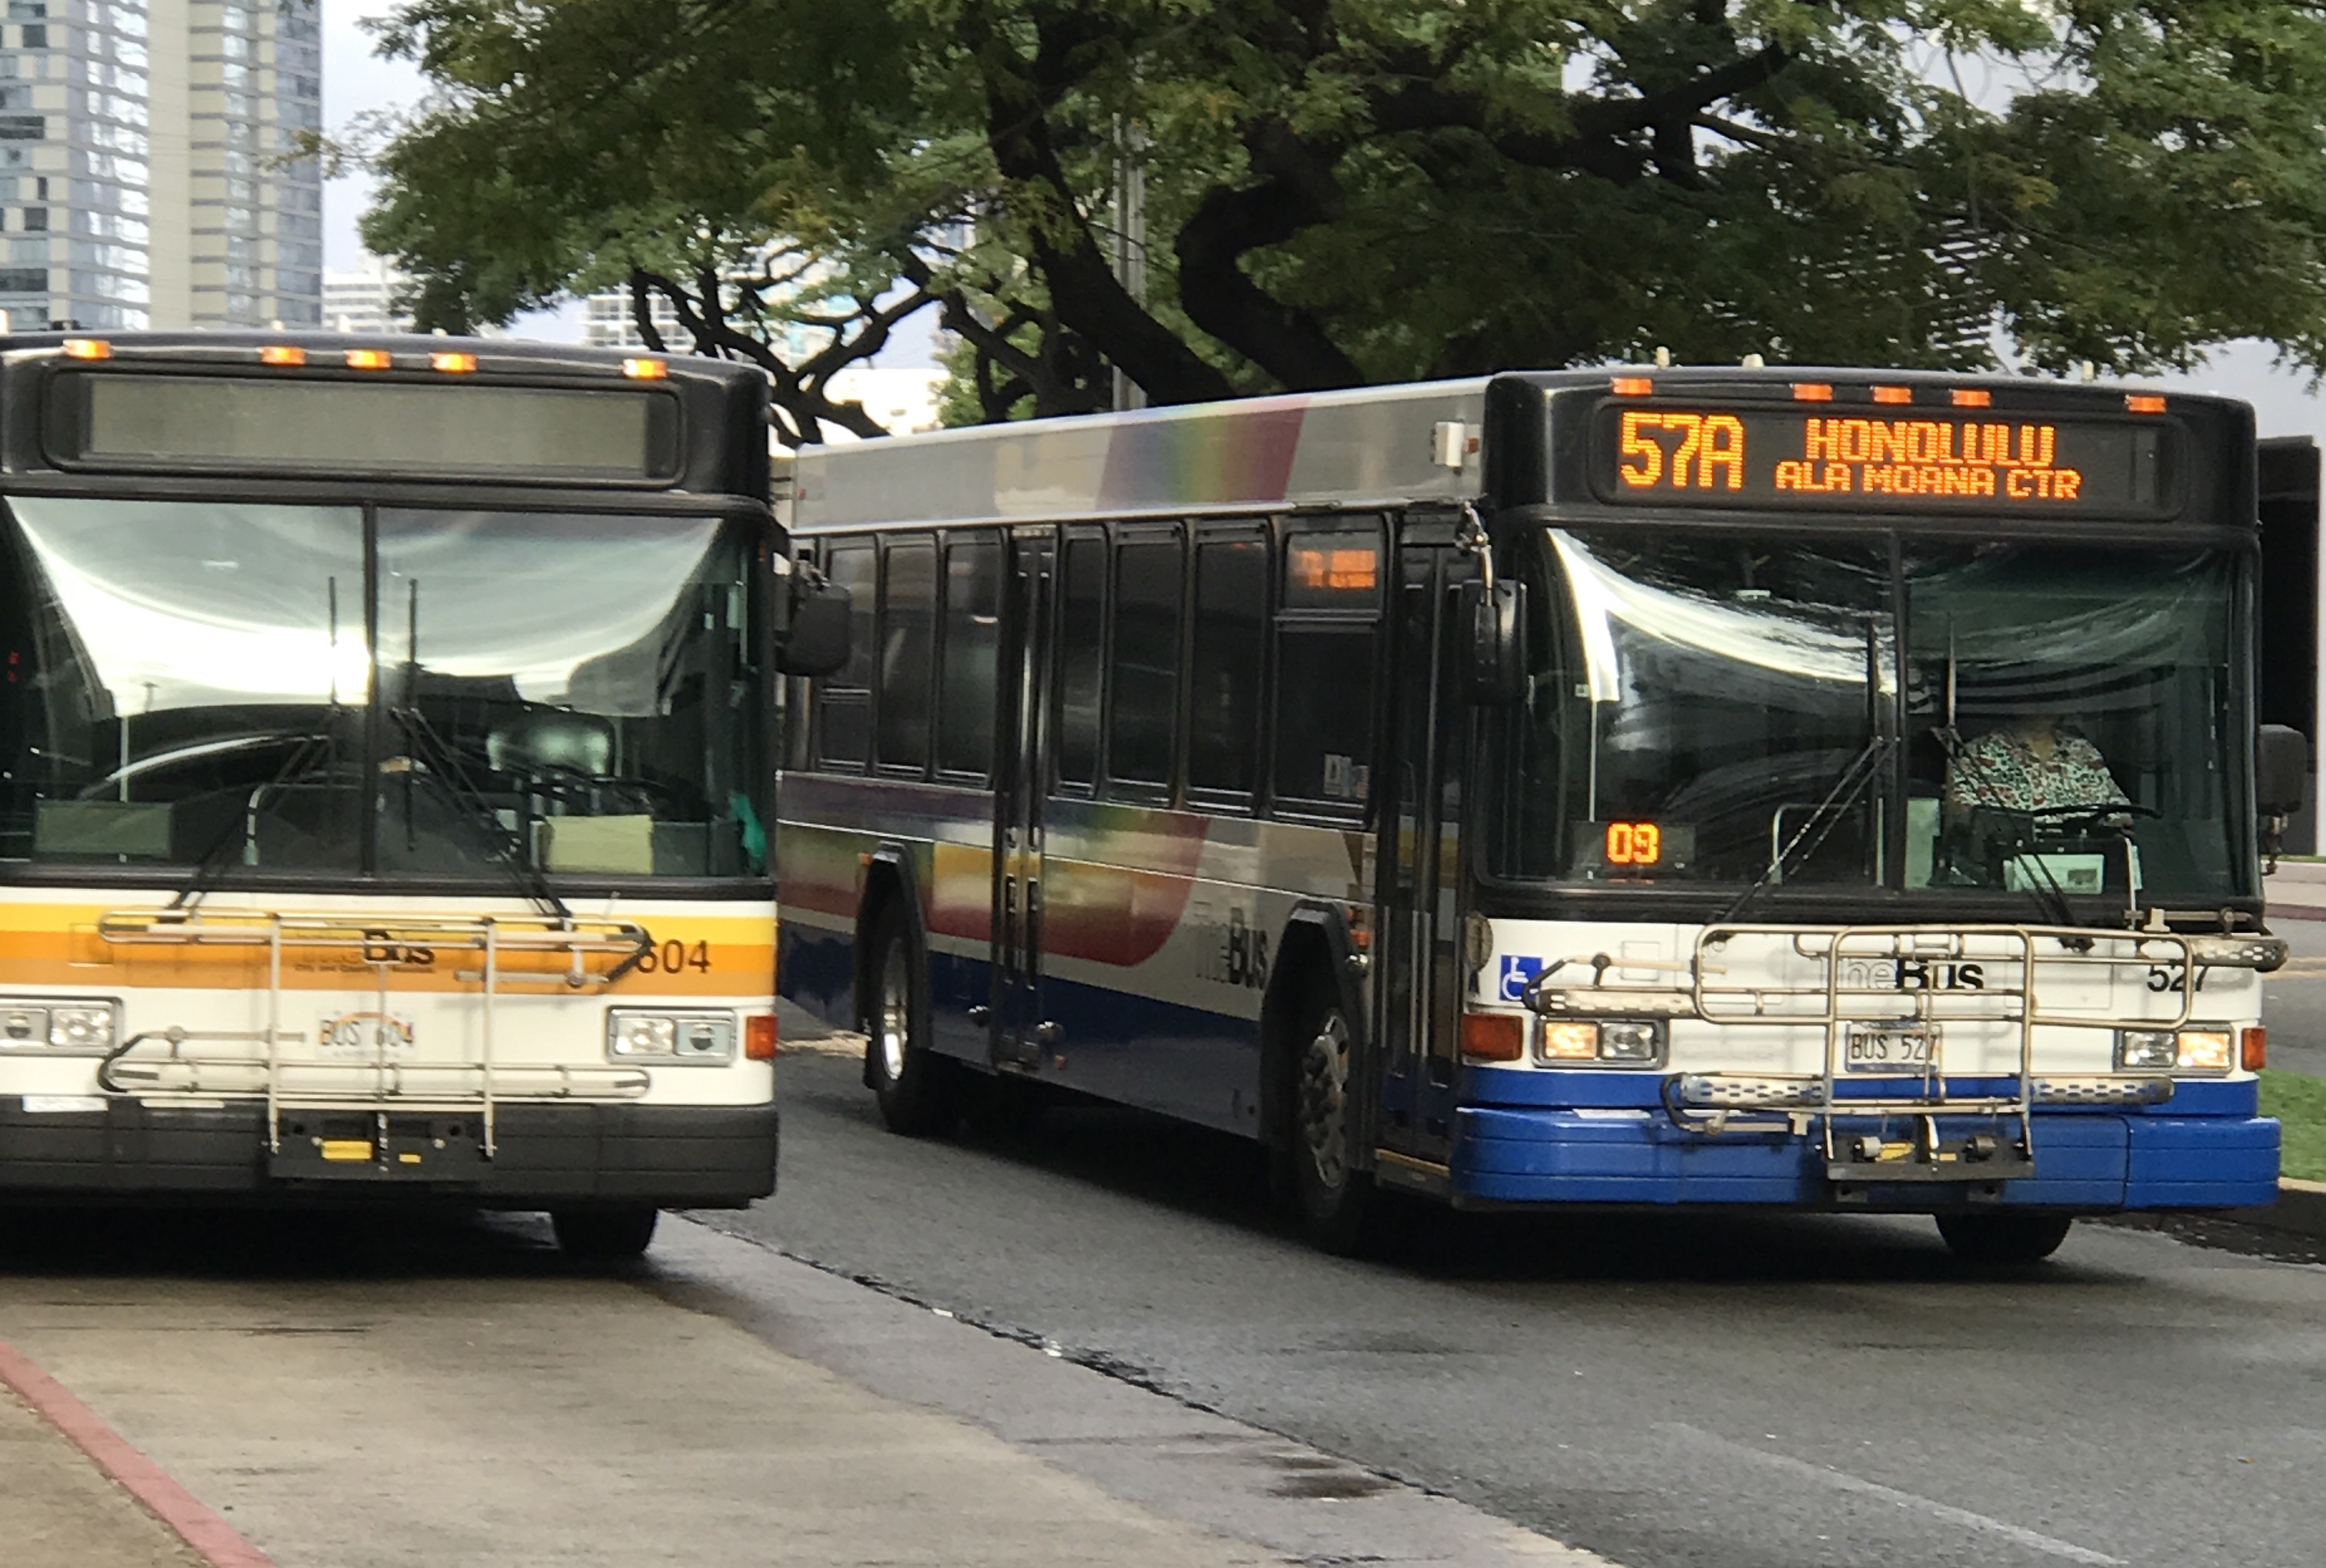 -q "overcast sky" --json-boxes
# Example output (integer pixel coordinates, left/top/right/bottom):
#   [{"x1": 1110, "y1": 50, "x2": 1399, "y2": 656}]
[{"x1": 321, "y1": 2, "x2": 2326, "y2": 448}]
